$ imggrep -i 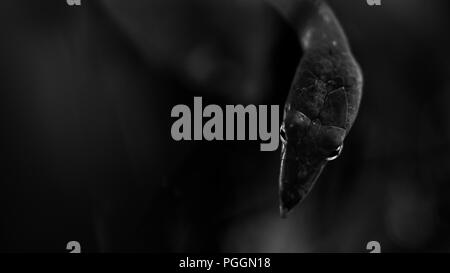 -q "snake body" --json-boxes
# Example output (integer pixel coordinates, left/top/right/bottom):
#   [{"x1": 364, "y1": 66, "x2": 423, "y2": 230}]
[{"x1": 272, "y1": 0, "x2": 363, "y2": 216}]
